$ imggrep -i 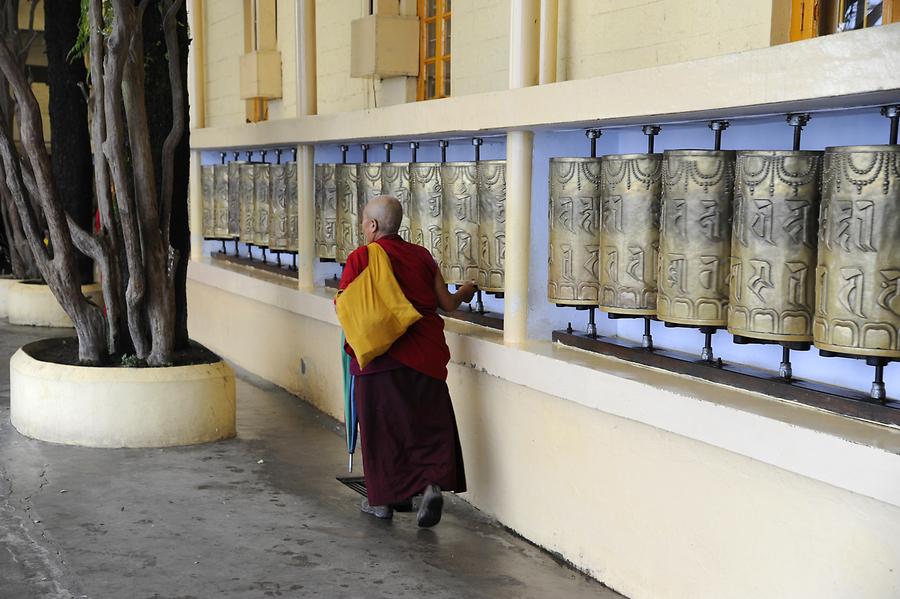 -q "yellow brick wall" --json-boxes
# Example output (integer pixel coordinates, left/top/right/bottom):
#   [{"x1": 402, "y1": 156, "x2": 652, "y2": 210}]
[
  {"x1": 204, "y1": 1, "x2": 244, "y2": 128},
  {"x1": 267, "y1": 0, "x2": 297, "y2": 120},
  {"x1": 199, "y1": 0, "x2": 779, "y2": 122},
  {"x1": 203, "y1": 0, "x2": 298, "y2": 127},
  {"x1": 451, "y1": 0, "x2": 510, "y2": 96},
  {"x1": 557, "y1": 0, "x2": 775, "y2": 80},
  {"x1": 315, "y1": 0, "x2": 383, "y2": 115}
]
